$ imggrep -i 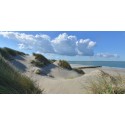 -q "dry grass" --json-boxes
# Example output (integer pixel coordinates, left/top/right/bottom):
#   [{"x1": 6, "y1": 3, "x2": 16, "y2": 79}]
[{"x1": 86, "y1": 70, "x2": 125, "y2": 94}]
